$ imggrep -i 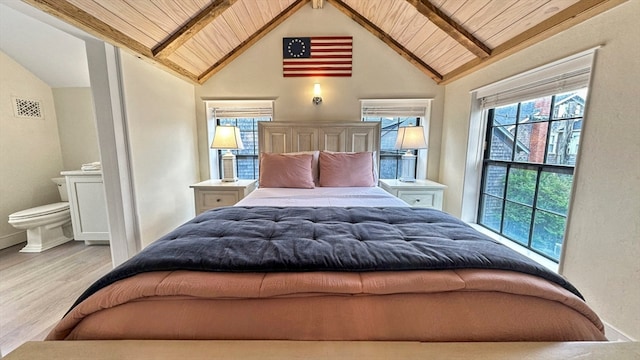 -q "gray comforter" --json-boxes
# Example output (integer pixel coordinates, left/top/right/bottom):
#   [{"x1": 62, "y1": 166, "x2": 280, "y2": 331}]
[{"x1": 69, "y1": 206, "x2": 582, "y2": 311}]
